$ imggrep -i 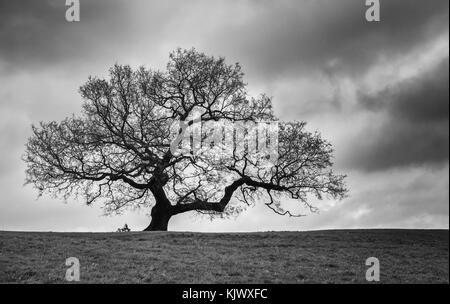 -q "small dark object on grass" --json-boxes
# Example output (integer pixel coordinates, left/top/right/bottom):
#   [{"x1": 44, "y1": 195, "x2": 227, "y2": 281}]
[{"x1": 117, "y1": 224, "x2": 131, "y2": 232}]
